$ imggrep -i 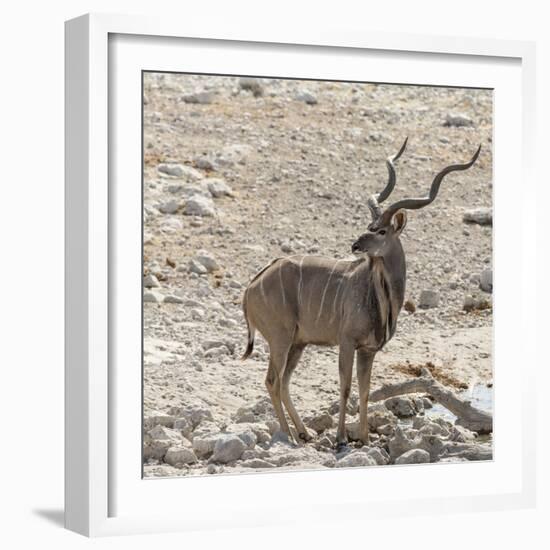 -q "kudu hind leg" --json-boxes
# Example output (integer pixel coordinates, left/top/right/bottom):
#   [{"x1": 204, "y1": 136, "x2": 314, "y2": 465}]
[
  {"x1": 280, "y1": 344, "x2": 311, "y2": 442},
  {"x1": 265, "y1": 343, "x2": 292, "y2": 437},
  {"x1": 336, "y1": 340, "x2": 355, "y2": 448}
]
